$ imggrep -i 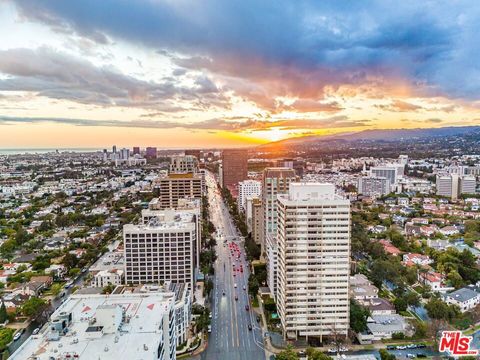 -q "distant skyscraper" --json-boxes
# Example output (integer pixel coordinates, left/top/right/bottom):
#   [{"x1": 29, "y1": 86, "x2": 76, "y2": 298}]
[
  {"x1": 370, "y1": 166, "x2": 398, "y2": 185},
  {"x1": 120, "y1": 148, "x2": 130, "y2": 160},
  {"x1": 238, "y1": 180, "x2": 261, "y2": 212},
  {"x1": 222, "y1": 149, "x2": 248, "y2": 190},
  {"x1": 437, "y1": 174, "x2": 476, "y2": 199},
  {"x1": 146, "y1": 147, "x2": 157, "y2": 159},
  {"x1": 133, "y1": 146, "x2": 140, "y2": 155},
  {"x1": 276, "y1": 183, "x2": 350, "y2": 341},
  {"x1": 112, "y1": 145, "x2": 117, "y2": 154}
]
